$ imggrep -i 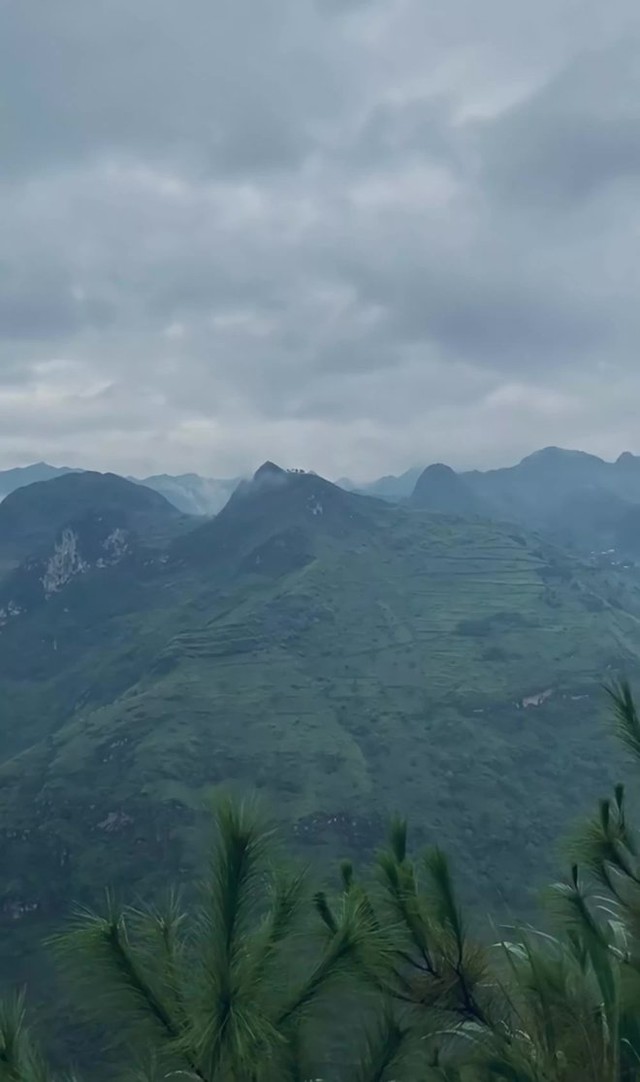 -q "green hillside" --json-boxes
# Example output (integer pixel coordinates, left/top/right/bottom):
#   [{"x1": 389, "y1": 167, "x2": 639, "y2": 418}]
[
  {"x1": 0, "y1": 471, "x2": 185, "y2": 576},
  {"x1": 2, "y1": 462, "x2": 640, "y2": 998}
]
